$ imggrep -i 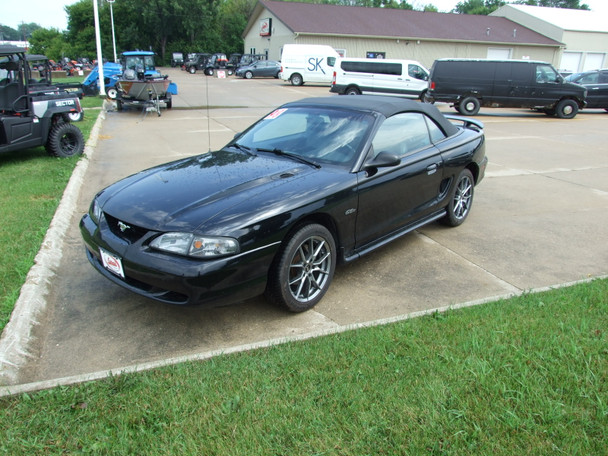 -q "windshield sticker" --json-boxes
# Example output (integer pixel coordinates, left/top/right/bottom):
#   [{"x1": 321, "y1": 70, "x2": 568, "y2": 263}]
[{"x1": 264, "y1": 108, "x2": 287, "y2": 120}]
